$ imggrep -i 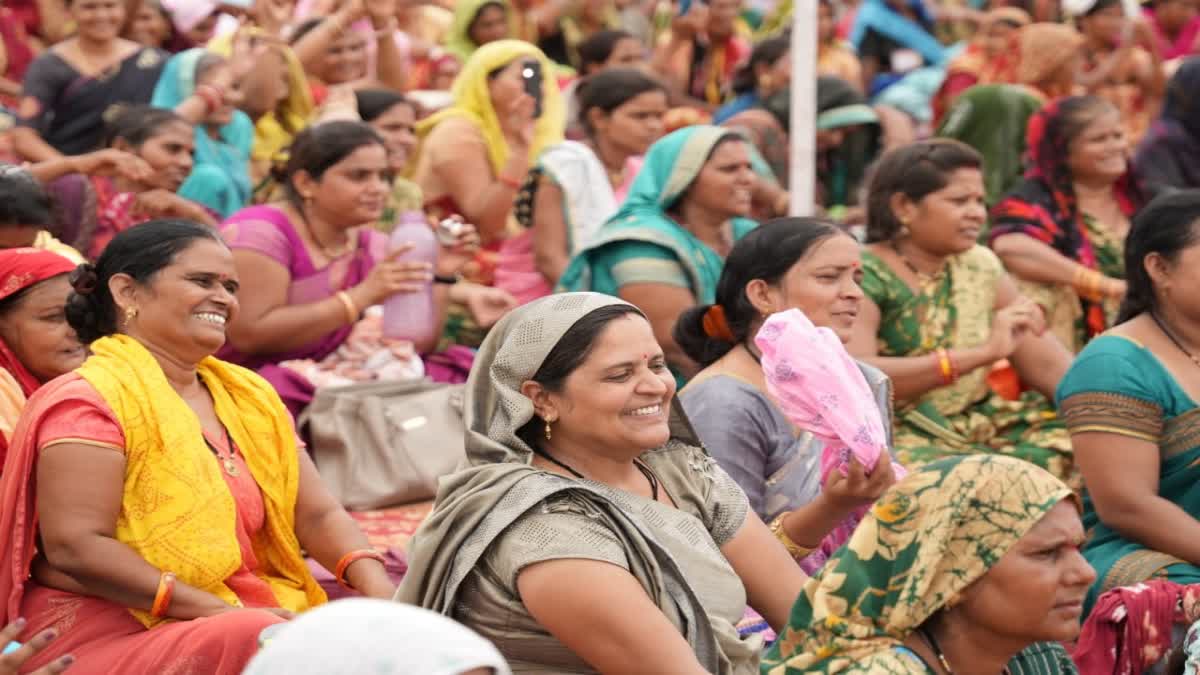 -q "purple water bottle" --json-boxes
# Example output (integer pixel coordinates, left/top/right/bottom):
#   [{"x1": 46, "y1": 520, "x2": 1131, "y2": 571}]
[{"x1": 382, "y1": 211, "x2": 438, "y2": 344}]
